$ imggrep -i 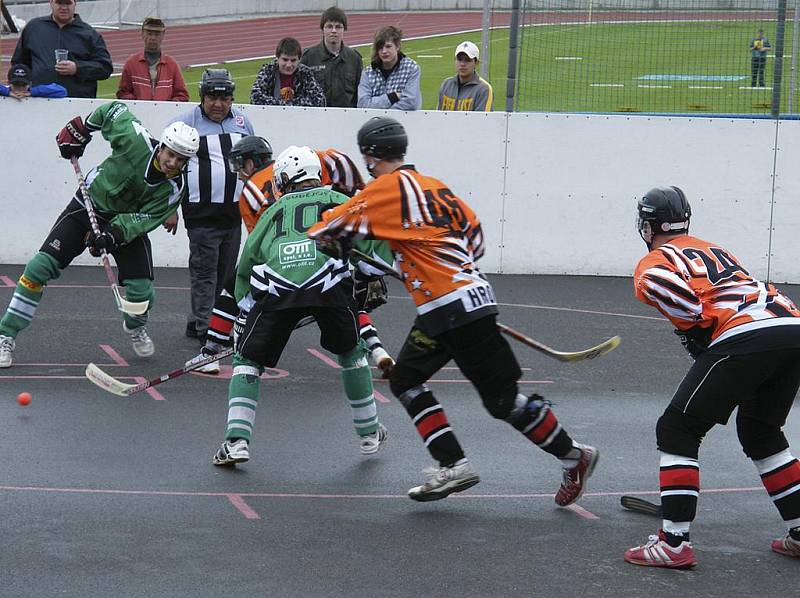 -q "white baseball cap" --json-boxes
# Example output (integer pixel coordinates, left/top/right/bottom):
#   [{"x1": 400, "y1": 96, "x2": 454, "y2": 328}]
[{"x1": 455, "y1": 41, "x2": 479, "y2": 60}]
